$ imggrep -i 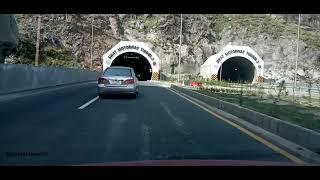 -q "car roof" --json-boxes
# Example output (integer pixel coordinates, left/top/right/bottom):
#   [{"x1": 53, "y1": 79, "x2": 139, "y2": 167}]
[{"x1": 107, "y1": 66, "x2": 133, "y2": 70}]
